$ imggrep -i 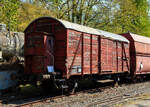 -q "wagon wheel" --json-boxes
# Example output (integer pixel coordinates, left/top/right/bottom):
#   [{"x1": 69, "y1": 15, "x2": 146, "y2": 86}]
[
  {"x1": 139, "y1": 76, "x2": 144, "y2": 82},
  {"x1": 41, "y1": 79, "x2": 56, "y2": 94},
  {"x1": 113, "y1": 75, "x2": 120, "y2": 87},
  {"x1": 131, "y1": 76, "x2": 137, "y2": 83},
  {"x1": 68, "y1": 81, "x2": 78, "y2": 95},
  {"x1": 91, "y1": 79, "x2": 99, "y2": 87}
]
